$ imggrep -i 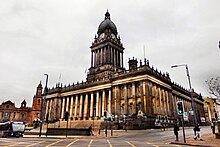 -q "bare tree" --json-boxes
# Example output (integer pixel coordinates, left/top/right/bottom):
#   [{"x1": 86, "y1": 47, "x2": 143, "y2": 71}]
[{"x1": 205, "y1": 77, "x2": 220, "y2": 98}]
